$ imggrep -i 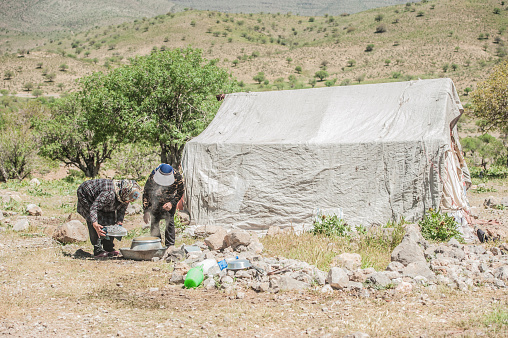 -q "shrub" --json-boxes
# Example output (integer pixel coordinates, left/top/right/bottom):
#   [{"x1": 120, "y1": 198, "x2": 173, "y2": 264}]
[
  {"x1": 311, "y1": 214, "x2": 351, "y2": 237},
  {"x1": 419, "y1": 209, "x2": 463, "y2": 242}
]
